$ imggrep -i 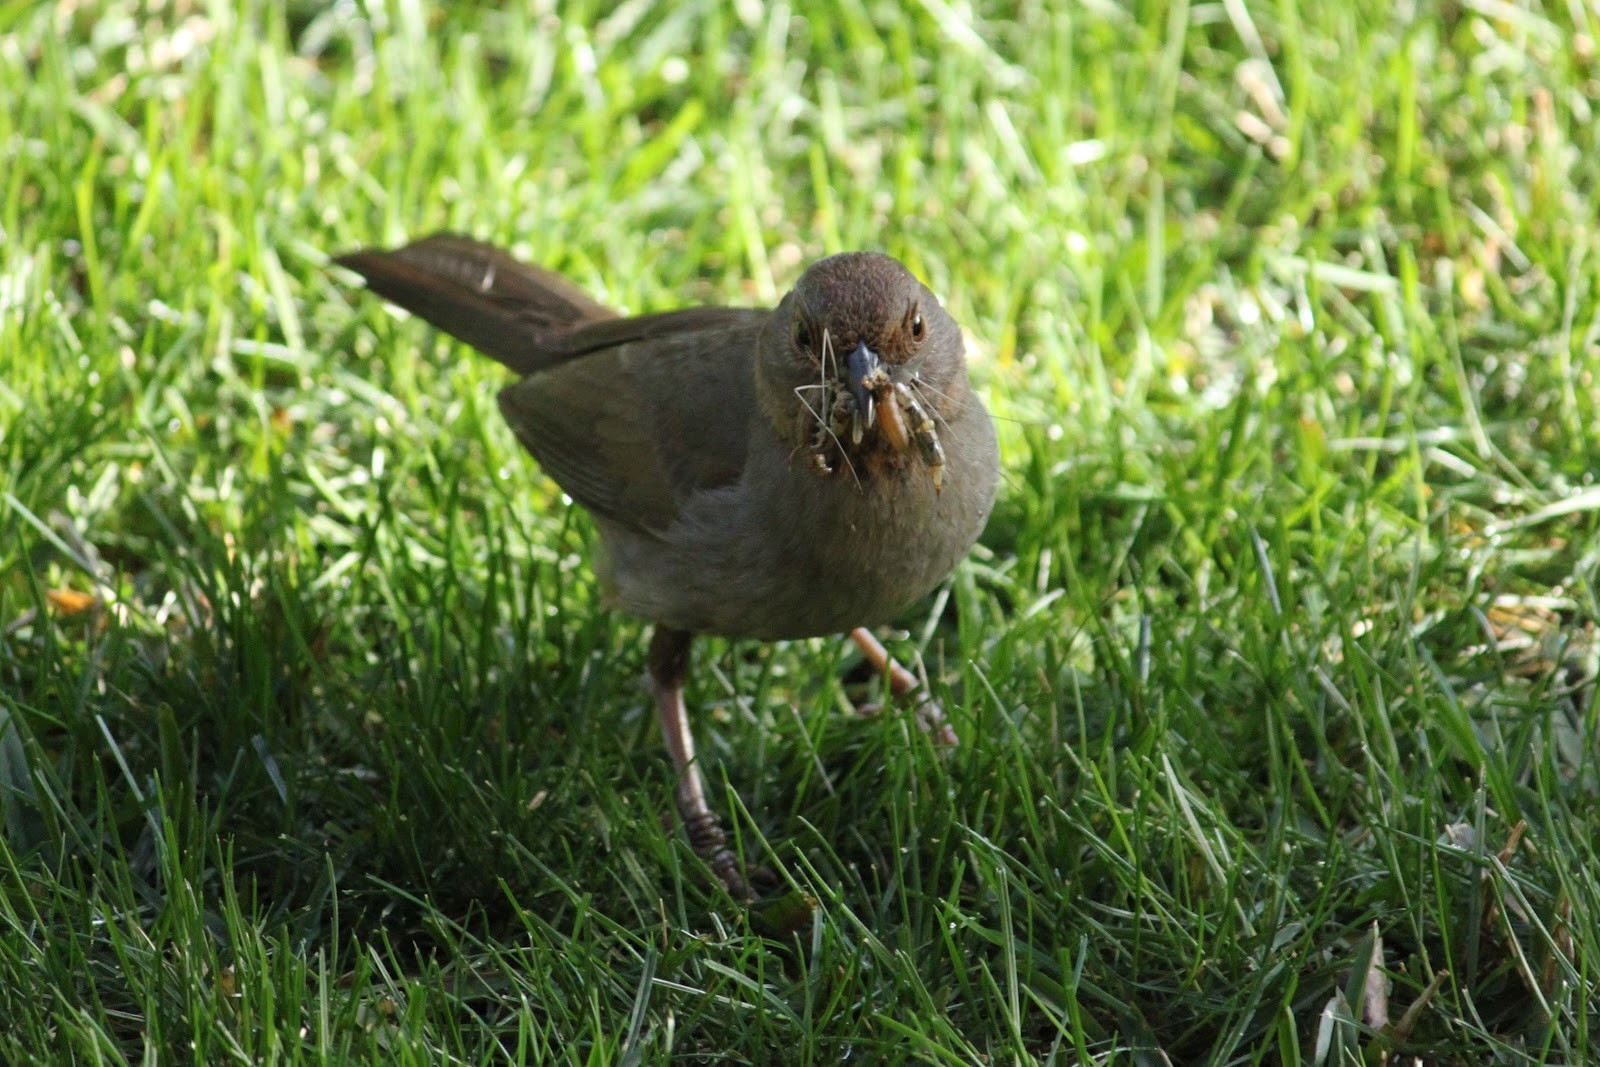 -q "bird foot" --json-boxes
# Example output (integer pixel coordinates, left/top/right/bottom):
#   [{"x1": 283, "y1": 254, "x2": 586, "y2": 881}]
[
  {"x1": 846, "y1": 628, "x2": 960, "y2": 745},
  {"x1": 679, "y1": 803, "x2": 755, "y2": 900},
  {"x1": 851, "y1": 695, "x2": 960, "y2": 746}
]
